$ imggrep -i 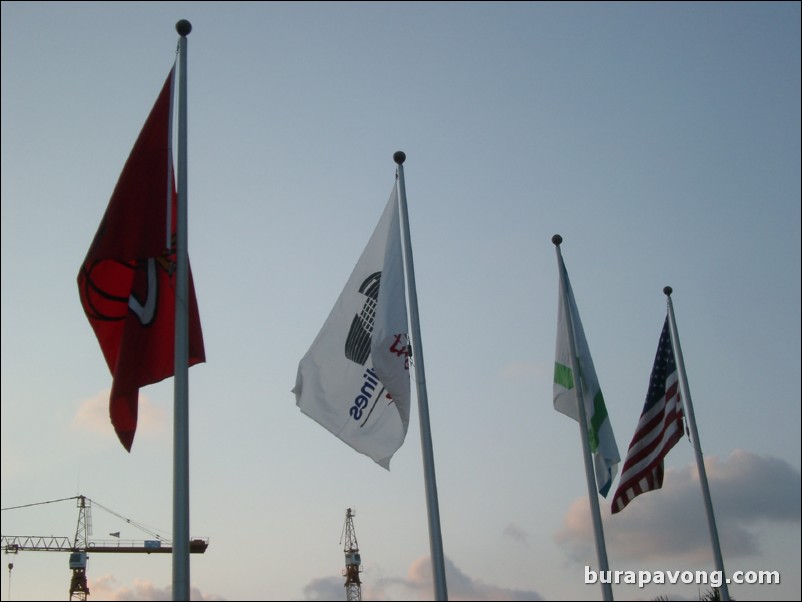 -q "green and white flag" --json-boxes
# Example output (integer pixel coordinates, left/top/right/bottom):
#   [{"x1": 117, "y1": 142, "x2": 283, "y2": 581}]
[{"x1": 554, "y1": 251, "x2": 620, "y2": 497}]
